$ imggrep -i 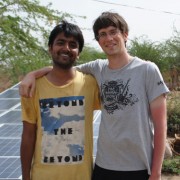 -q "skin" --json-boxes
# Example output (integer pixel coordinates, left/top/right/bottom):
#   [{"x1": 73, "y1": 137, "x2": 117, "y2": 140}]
[
  {"x1": 20, "y1": 122, "x2": 36, "y2": 180},
  {"x1": 46, "y1": 33, "x2": 79, "y2": 86},
  {"x1": 20, "y1": 32, "x2": 80, "y2": 180},
  {"x1": 149, "y1": 95, "x2": 167, "y2": 180},
  {"x1": 97, "y1": 26, "x2": 132, "y2": 69},
  {"x1": 20, "y1": 25, "x2": 167, "y2": 180}
]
